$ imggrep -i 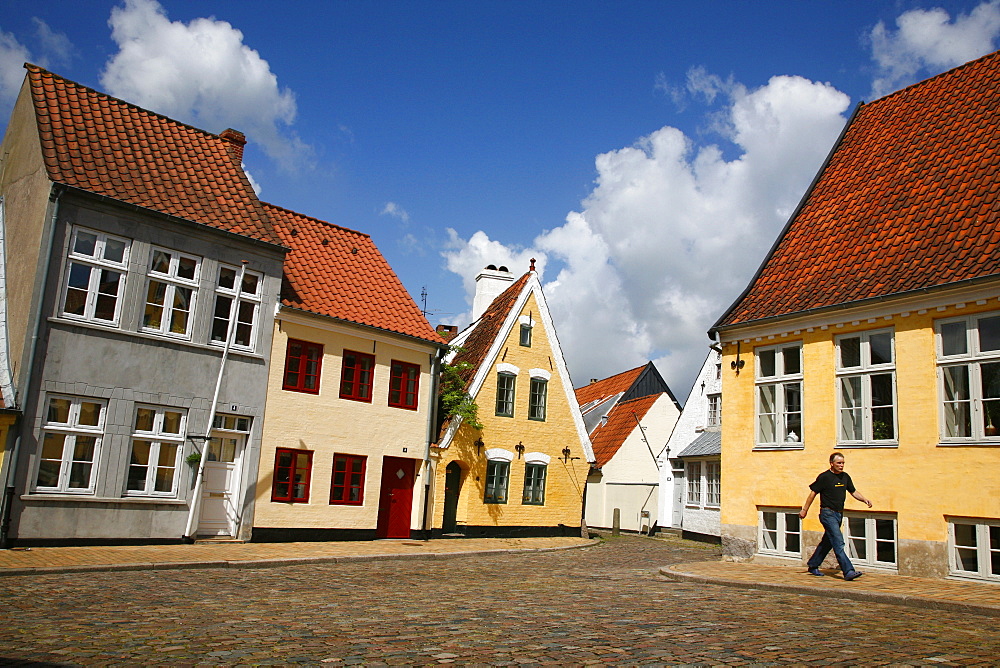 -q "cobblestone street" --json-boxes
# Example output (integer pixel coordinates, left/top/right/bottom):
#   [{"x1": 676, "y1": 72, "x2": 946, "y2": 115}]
[{"x1": 0, "y1": 535, "x2": 996, "y2": 665}]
